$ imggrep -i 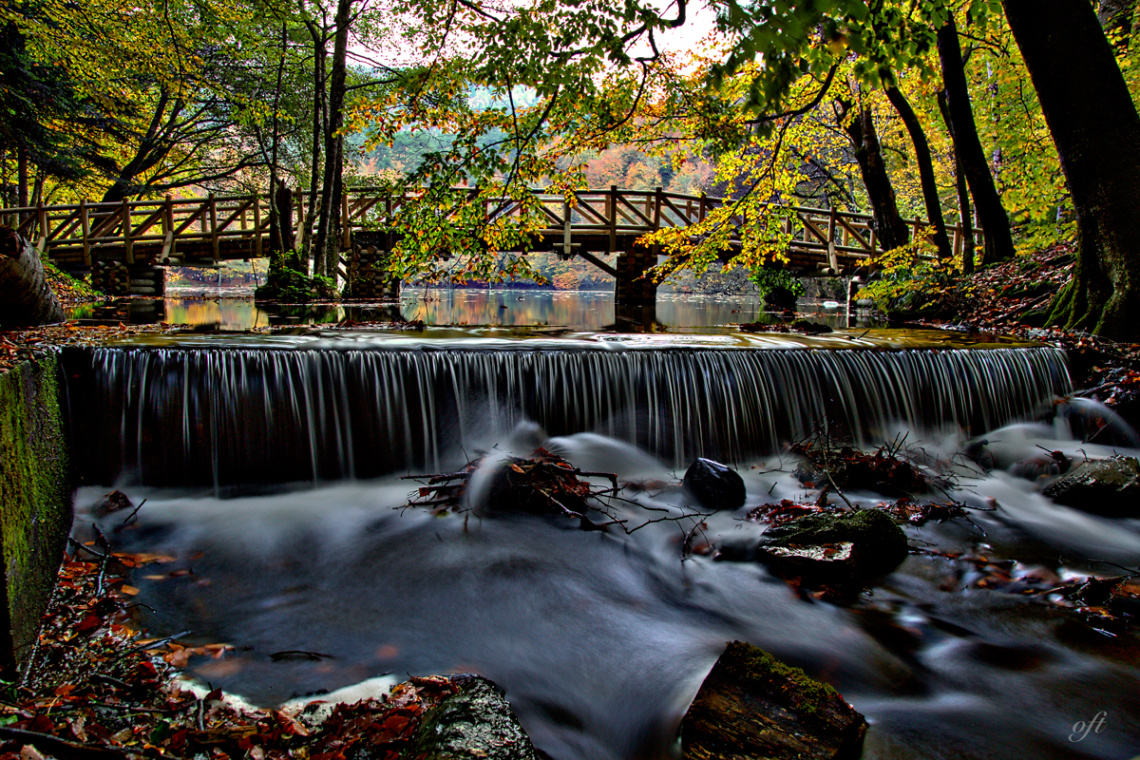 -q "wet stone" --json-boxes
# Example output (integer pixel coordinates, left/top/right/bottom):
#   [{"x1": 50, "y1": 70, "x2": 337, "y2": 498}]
[
  {"x1": 683, "y1": 458, "x2": 746, "y2": 510},
  {"x1": 408, "y1": 675, "x2": 540, "y2": 760},
  {"x1": 1042, "y1": 455, "x2": 1140, "y2": 517},
  {"x1": 681, "y1": 640, "x2": 866, "y2": 760},
  {"x1": 753, "y1": 509, "x2": 908, "y2": 591}
]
